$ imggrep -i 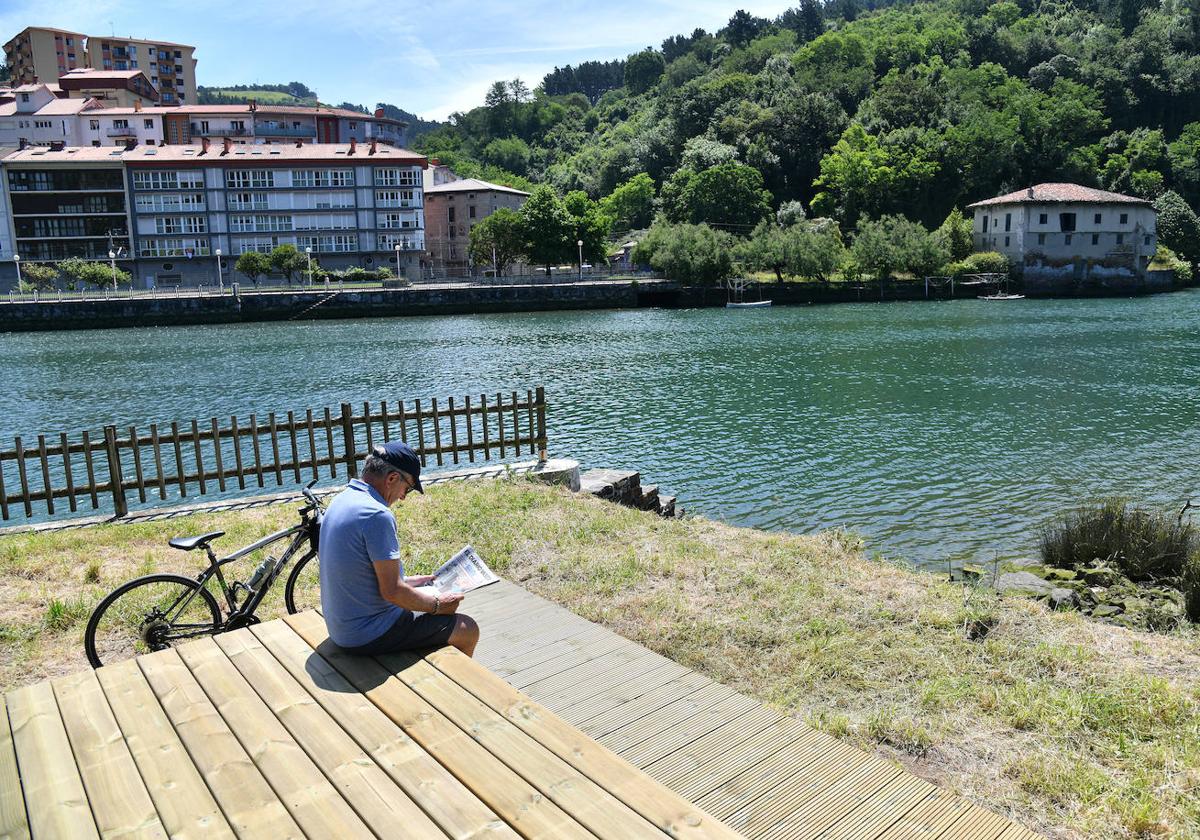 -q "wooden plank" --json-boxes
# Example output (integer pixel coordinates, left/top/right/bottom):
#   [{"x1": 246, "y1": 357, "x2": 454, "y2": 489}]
[
  {"x1": 323, "y1": 406, "x2": 336, "y2": 477},
  {"x1": 229, "y1": 415, "x2": 245, "y2": 489},
  {"x1": 175, "y1": 637, "x2": 375, "y2": 839},
  {"x1": 268, "y1": 413, "x2": 283, "y2": 485},
  {"x1": 0, "y1": 445, "x2": 11, "y2": 520},
  {"x1": 511, "y1": 391, "x2": 521, "y2": 455},
  {"x1": 553, "y1": 659, "x2": 692, "y2": 724},
  {"x1": 380, "y1": 400, "x2": 391, "y2": 442},
  {"x1": 95, "y1": 659, "x2": 234, "y2": 840},
  {"x1": 480, "y1": 394, "x2": 490, "y2": 459},
  {"x1": 210, "y1": 417, "x2": 226, "y2": 491},
  {"x1": 464, "y1": 396, "x2": 475, "y2": 462},
  {"x1": 0, "y1": 696, "x2": 31, "y2": 840},
  {"x1": 283, "y1": 611, "x2": 593, "y2": 839},
  {"x1": 127, "y1": 425, "x2": 146, "y2": 503},
  {"x1": 621, "y1": 696, "x2": 771, "y2": 769},
  {"x1": 574, "y1": 671, "x2": 711, "y2": 737},
  {"x1": 150, "y1": 424, "x2": 167, "y2": 500},
  {"x1": 448, "y1": 396, "x2": 459, "y2": 464},
  {"x1": 425, "y1": 645, "x2": 744, "y2": 840},
  {"x1": 171, "y1": 421, "x2": 186, "y2": 496},
  {"x1": 248, "y1": 414, "x2": 264, "y2": 488},
  {"x1": 939, "y1": 806, "x2": 1016, "y2": 840},
  {"x1": 305, "y1": 409, "x2": 319, "y2": 480},
  {"x1": 768, "y1": 760, "x2": 901, "y2": 840},
  {"x1": 248, "y1": 620, "x2": 519, "y2": 840},
  {"x1": 191, "y1": 419, "x2": 206, "y2": 494},
  {"x1": 82, "y1": 429, "x2": 99, "y2": 509},
  {"x1": 35, "y1": 436, "x2": 52, "y2": 515},
  {"x1": 814, "y1": 772, "x2": 935, "y2": 840},
  {"x1": 213, "y1": 630, "x2": 451, "y2": 839},
  {"x1": 362, "y1": 401, "x2": 374, "y2": 450},
  {"x1": 51, "y1": 670, "x2": 166, "y2": 839},
  {"x1": 414, "y1": 399, "x2": 426, "y2": 464},
  {"x1": 13, "y1": 437, "x2": 30, "y2": 518},
  {"x1": 378, "y1": 649, "x2": 666, "y2": 839},
  {"x1": 136, "y1": 648, "x2": 304, "y2": 839},
  {"x1": 6, "y1": 681, "x2": 99, "y2": 839},
  {"x1": 993, "y1": 822, "x2": 1042, "y2": 840},
  {"x1": 496, "y1": 392, "x2": 506, "y2": 458},
  {"x1": 874, "y1": 789, "x2": 973, "y2": 840}
]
